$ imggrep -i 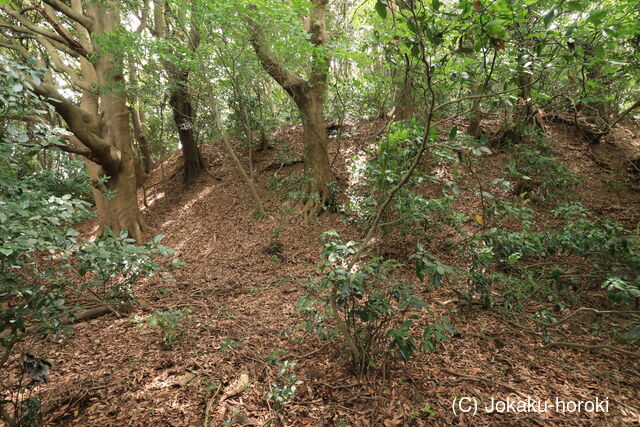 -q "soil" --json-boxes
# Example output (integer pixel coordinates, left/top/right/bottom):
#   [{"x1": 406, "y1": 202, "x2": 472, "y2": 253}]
[{"x1": 4, "y1": 117, "x2": 640, "y2": 426}]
